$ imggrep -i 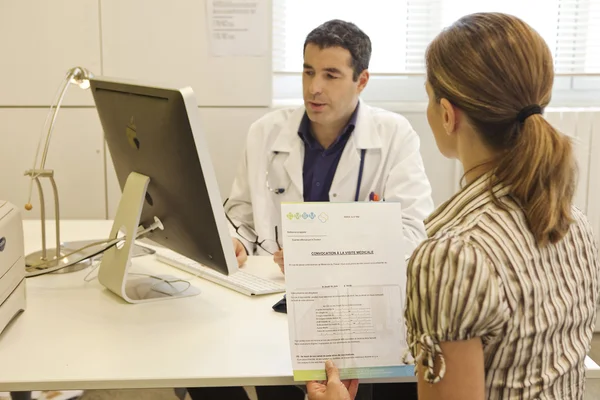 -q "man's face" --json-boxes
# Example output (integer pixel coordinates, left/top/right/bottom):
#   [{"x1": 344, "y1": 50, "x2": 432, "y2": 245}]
[{"x1": 302, "y1": 44, "x2": 368, "y2": 127}]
